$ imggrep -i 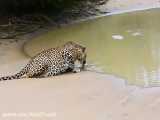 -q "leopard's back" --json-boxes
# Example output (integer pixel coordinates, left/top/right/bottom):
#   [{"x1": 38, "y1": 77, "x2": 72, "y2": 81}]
[{"x1": 0, "y1": 41, "x2": 86, "y2": 81}]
